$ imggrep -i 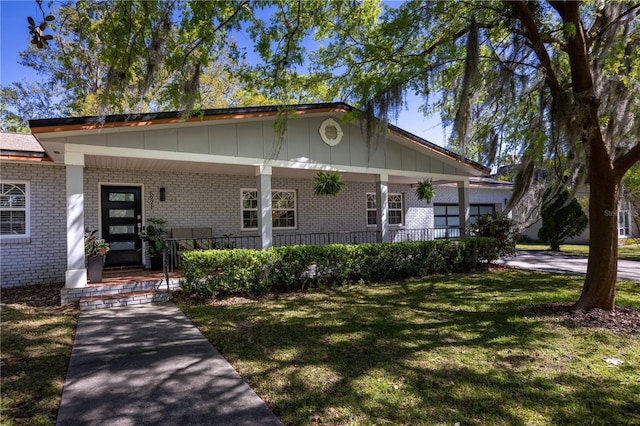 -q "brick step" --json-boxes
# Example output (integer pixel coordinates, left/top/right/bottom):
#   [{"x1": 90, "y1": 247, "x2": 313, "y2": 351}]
[
  {"x1": 87, "y1": 280, "x2": 179, "y2": 295},
  {"x1": 79, "y1": 290, "x2": 171, "y2": 311},
  {"x1": 61, "y1": 278, "x2": 181, "y2": 305}
]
